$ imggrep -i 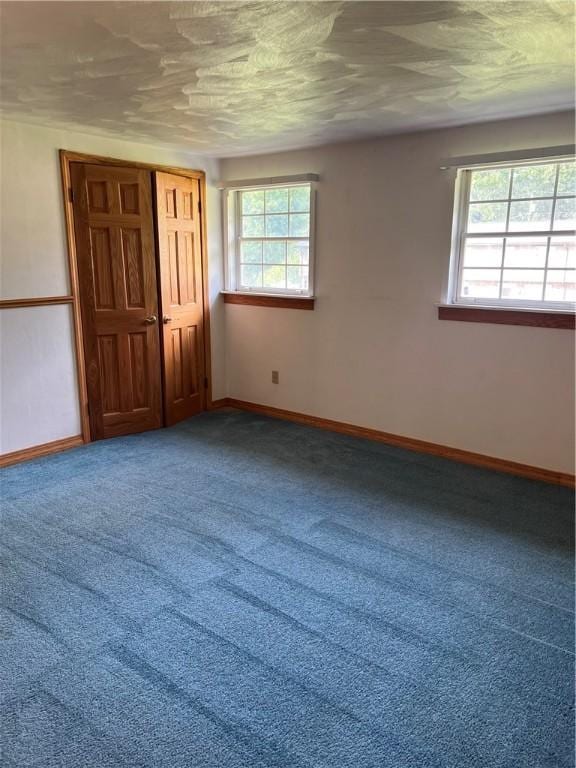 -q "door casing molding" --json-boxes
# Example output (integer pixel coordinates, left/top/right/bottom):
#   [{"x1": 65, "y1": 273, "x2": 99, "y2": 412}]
[{"x1": 60, "y1": 149, "x2": 213, "y2": 444}]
